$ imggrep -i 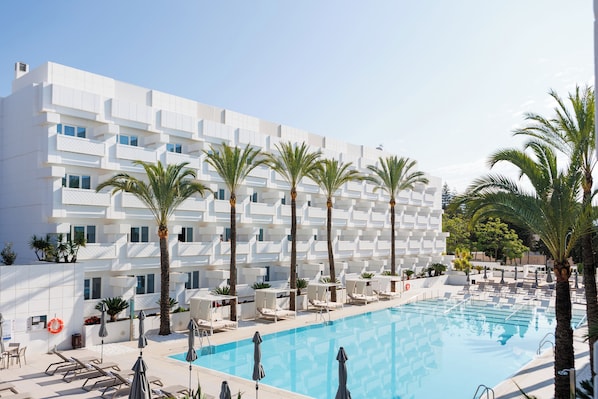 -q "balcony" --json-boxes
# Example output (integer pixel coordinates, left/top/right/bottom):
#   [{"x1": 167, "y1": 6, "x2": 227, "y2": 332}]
[
  {"x1": 337, "y1": 240, "x2": 355, "y2": 251},
  {"x1": 56, "y1": 135, "x2": 105, "y2": 157},
  {"x1": 249, "y1": 202, "x2": 275, "y2": 216},
  {"x1": 165, "y1": 151, "x2": 200, "y2": 169},
  {"x1": 116, "y1": 144, "x2": 157, "y2": 163},
  {"x1": 307, "y1": 207, "x2": 326, "y2": 219},
  {"x1": 352, "y1": 210, "x2": 369, "y2": 221},
  {"x1": 77, "y1": 243, "x2": 117, "y2": 260},
  {"x1": 255, "y1": 241, "x2": 282, "y2": 254},
  {"x1": 61, "y1": 188, "x2": 111, "y2": 207},
  {"x1": 377, "y1": 240, "x2": 391, "y2": 250},
  {"x1": 358, "y1": 240, "x2": 375, "y2": 250},
  {"x1": 176, "y1": 242, "x2": 214, "y2": 257},
  {"x1": 127, "y1": 242, "x2": 160, "y2": 258}
]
